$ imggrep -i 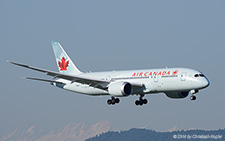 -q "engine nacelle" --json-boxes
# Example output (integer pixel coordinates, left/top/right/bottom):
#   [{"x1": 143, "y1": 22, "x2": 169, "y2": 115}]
[
  {"x1": 165, "y1": 91, "x2": 189, "y2": 99},
  {"x1": 108, "y1": 81, "x2": 132, "y2": 97}
]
